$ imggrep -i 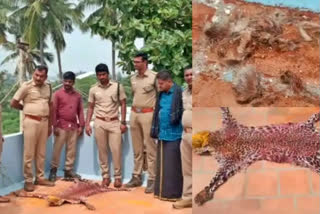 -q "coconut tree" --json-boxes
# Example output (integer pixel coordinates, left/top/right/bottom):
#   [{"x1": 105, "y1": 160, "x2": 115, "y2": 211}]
[
  {"x1": 10, "y1": 0, "x2": 83, "y2": 80},
  {"x1": 0, "y1": 0, "x2": 18, "y2": 44},
  {"x1": 1, "y1": 39, "x2": 53, "y2": 81},
  {"x1": 78, "y1": 0, "x2": 119, "y2": 80}
]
